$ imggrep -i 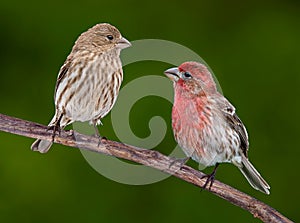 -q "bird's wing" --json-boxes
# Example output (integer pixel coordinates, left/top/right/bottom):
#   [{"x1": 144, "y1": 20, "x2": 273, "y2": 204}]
[
  {"x1": 219, "y1": 95, "x2": 249, "y2": 157},
  {"x1": 54, "y1": 57, "x2": 72, "y2": 101}
]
